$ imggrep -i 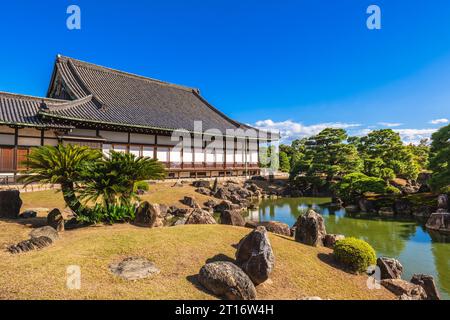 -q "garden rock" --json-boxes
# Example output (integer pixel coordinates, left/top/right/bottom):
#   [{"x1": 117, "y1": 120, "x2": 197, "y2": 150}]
[
  {"x1": 193, "y1": 180, "x2": 211, "y2": 188},
  {"x1": 214, "y1": 200, "x2": 234, "y2": 213},
  {"x1": 30, "y1": 226, "x2": 59, "y2": 242},
  {"x1": 381, "y1": 279, "x2": 427, "y2": 300},
  {"x1": 182, "y1": 196, "x2": 201, "y2": 208},
  {"x1": 220, "y1": 210, "x2": 245, "y2": 226},
  {"x1": 410, "y1": 274, "x2": 440, "y2": 300},
  {"x1": 294, "y1": 209, "x2": 327, "y2": 246},
  {"x1": 47, "y1": 208, "x2": 64, "y2": 232},
  {"x1": 185, "y1": 209, "x2": 217, "y2": 225},
  {"x1": 134, "y1": 202, "x2": 163, "y2": 227},
  {"x1": 8, "y1": 236, "x2": 53, "y2": 254},
  {"x1": 204, "y1": 199, "x2": 217, "y2": 209},
  {"x1": 109, "y1": 257, "x2": 160, "y2": 281},
  {"x1": 235, "y1": 226, "x2": 275, "y2": 285},
  {"x1": 426, "y1": 213, "x2": 450, "y2": 232},
  {"x1": 196, "y1": 187, "x2": 211, "y2": 196},
  {"x1": 377, "y1": 257, "x2": 403, "y2": 280},
  {"x1": 437, "y1": 194, "x2": 448, "y2": 212},
  {"x1": 256, "y1": 221, "x2": 290, "y2": 236},
  {"x1": 0, "y1": 190, "x2": 22, "y2": 219},
  {"x1": 19, "y1": 210, "x2": 37, "y2": 219},
  {"x1": 323, "y1": 234, "x2": 345, "y2": 248},
  {"x1": 198, "y1": 261, "x2": 257, "y2": 300}
]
